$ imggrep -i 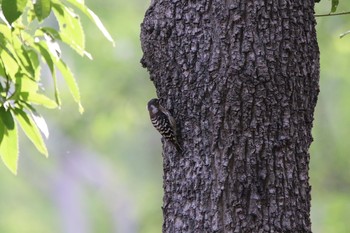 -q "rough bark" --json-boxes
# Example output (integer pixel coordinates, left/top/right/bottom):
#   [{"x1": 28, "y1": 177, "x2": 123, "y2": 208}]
[{"x1": 141, "y1": 0, "x2": 319, "y2": 232}]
